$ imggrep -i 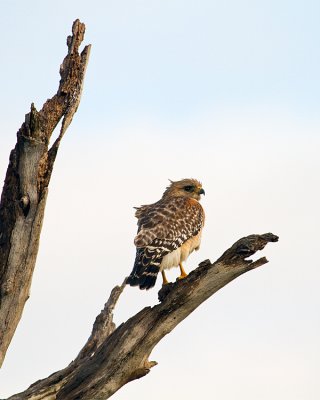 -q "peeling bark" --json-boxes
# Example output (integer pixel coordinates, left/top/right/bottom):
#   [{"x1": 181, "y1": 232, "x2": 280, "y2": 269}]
[
  {"x1": 0, "y1": 18, "x2": 279, "y2": 400},
  {"x1": 0, "y1": 19, "x2": 91, "y2": 367},
  {"x1": 6, "y1": 233, "x2": 278, "y2": 400}
]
